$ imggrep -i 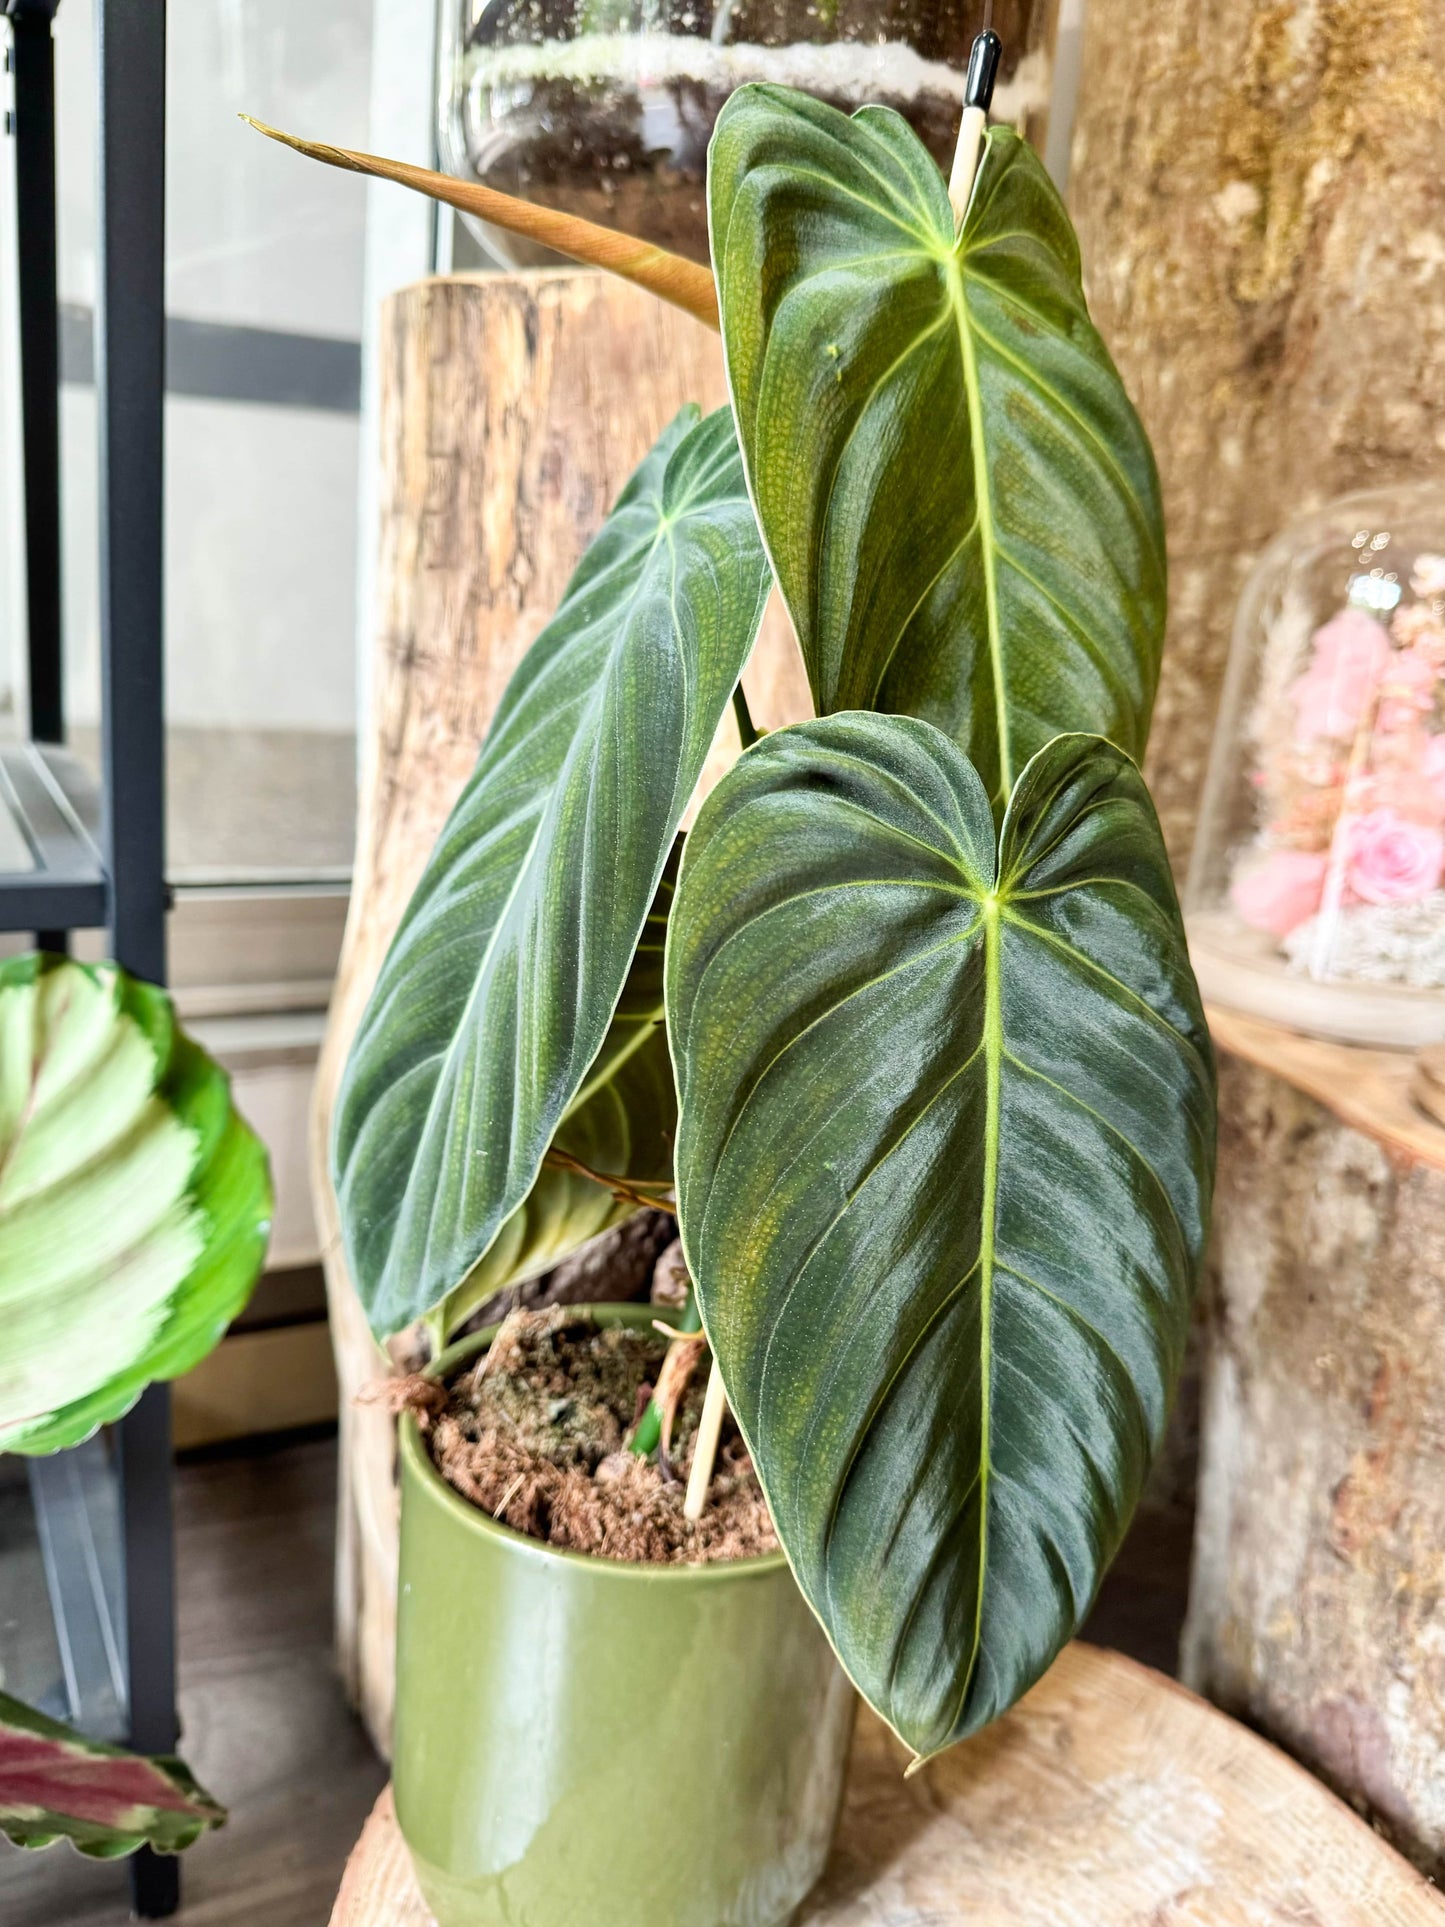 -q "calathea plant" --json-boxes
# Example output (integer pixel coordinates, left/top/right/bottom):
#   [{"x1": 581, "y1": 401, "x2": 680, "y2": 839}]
[
  {"x1": 264, "y1": 69, "x2": 1215, "y2": 1763},
  {"x1": 0, "y1": 953, "x2": 272, "y2": 1854}
]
